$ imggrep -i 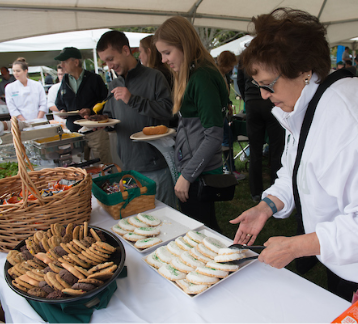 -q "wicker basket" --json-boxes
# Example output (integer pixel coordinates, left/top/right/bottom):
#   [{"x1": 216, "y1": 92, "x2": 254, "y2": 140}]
[
  {"x1": 0, "y1": 117, "x2": 92, "y2": 252},
  {"x1": 92, "y1": 167, "x2": 156, "y2": 220}
]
